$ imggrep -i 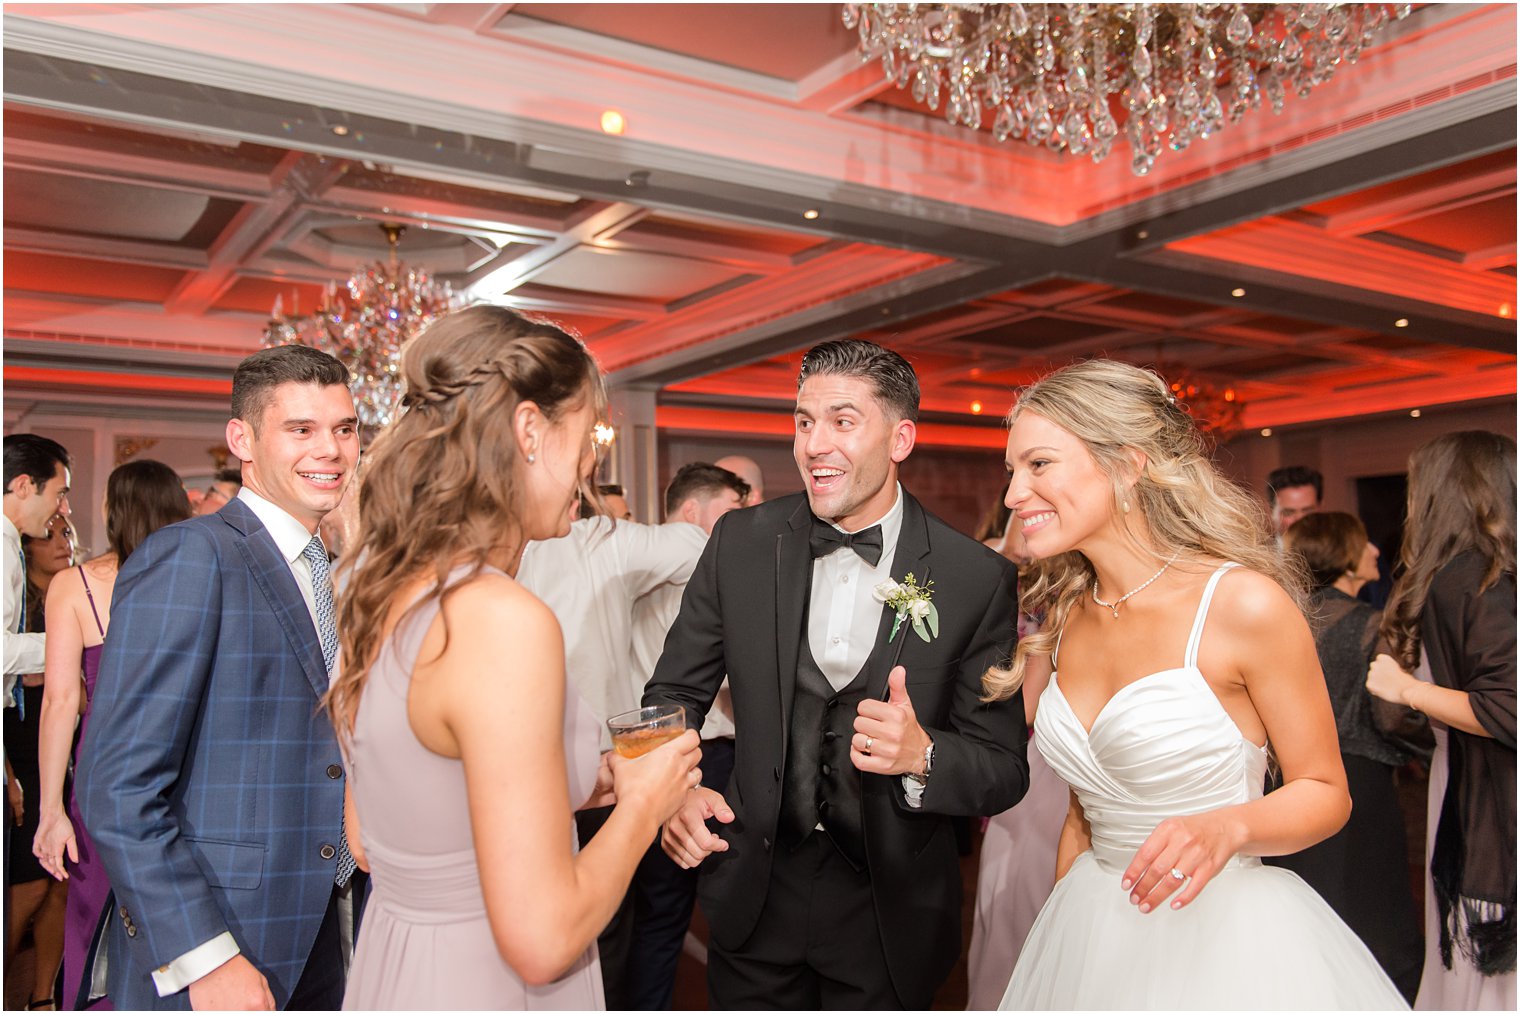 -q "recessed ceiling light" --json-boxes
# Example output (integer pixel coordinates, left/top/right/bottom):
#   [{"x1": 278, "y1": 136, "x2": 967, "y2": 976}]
[
  {"x1": 803, "y1": 209, "x2": 820, "y2": 220},
  {"x1": 1500, "y1": 303, "x2": 1513, "y2": 318},
  {"x1": 970, "y1": 401, "x2": 983, "y2": 415},
  {"x1": 1410, "y1": 409, "x2": 1422, "y2": 418},
  {"x1": 1260, "y1": 428, "x2": 1273, "y2": 437},
  {"x1": 331, "y1": 125, "x2": 350, "y2": 137},
  {"x1": 600, "y1": 110, "x2": 626, "y2": 135},
  {"x1": 1136, "y1": 229, "x2": 1150, "y2": 240},
  {"x1": 1231, "y1": 287, "x2": 1246, "y2": 298},
  {"x1": 1394, "y1": 318, "x2": 1409, "y2": 328}
]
